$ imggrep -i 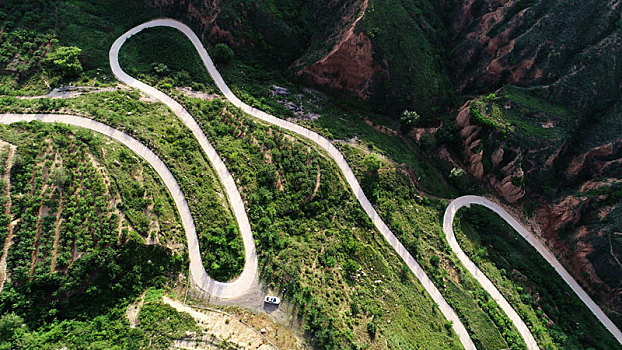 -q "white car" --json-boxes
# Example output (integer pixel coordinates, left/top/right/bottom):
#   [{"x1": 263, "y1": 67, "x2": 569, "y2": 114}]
[{"x1": 264, "y1": 296, "x2": 281, "y2": 305}]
